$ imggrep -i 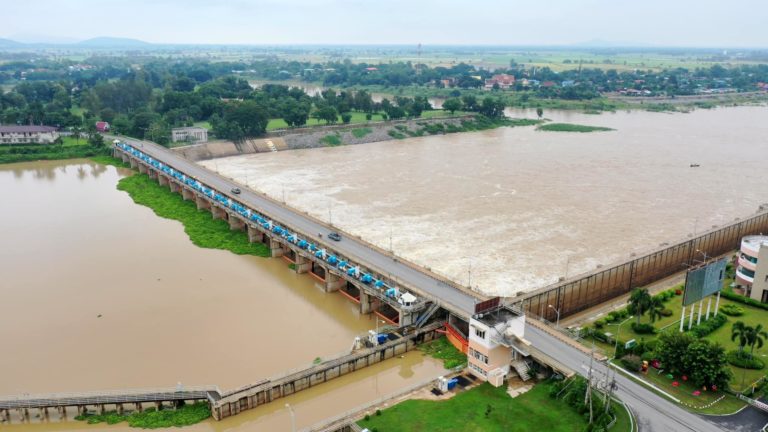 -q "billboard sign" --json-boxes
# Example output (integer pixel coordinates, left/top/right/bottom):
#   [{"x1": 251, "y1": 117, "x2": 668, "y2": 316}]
[
  {"x1": 475, "y1": 297, "x2": 501, "y2": 315},
  {"x1": 683, "y1": 258, "x2": 727, "y2": 306}
]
